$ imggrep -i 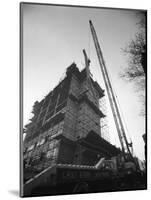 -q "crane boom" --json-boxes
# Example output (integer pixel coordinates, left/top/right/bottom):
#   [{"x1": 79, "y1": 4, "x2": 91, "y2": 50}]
[{"x1": 89, "y1": 20, "x2": 133, "y2": 159}]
